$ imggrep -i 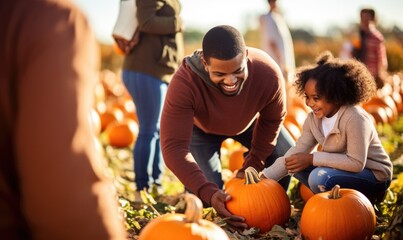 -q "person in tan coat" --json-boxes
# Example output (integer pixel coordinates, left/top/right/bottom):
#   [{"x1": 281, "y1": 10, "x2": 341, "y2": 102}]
[
  {"x1": 262, "y1": 52, "x2": 393, "y2": 203},
  {"x1": 0, "y1": 0, "x2": 126, "y2": 238}
]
